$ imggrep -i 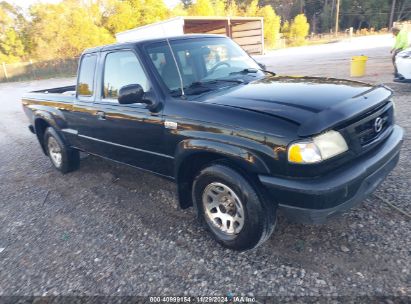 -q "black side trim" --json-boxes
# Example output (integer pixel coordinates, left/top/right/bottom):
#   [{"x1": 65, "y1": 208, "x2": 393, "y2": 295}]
[{"x1": 78, "y1": 134, "x2": 174, "y2": 159}]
